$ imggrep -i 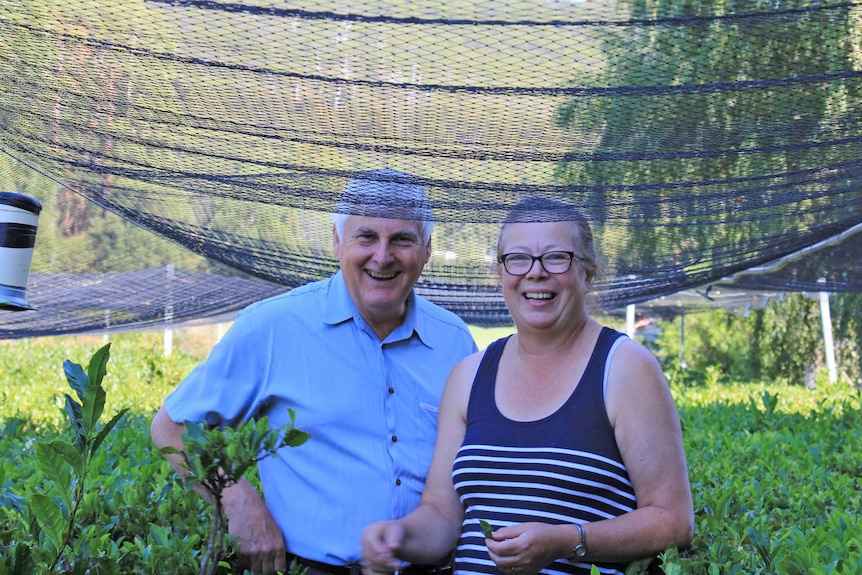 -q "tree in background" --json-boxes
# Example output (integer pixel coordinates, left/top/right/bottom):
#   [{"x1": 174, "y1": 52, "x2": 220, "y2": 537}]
[
  {"x1": 754, "y1": 294, "x2": 823, "y2": 388},
  {"x1": 656, "y1": 293, "x2": 860, "y2": 387},
  {"x1": 829, "y1": 292, "x2": 862, "y2": 386},
  {"x1": 555, "y1": 1, "x2": 861, "y2": 295},
  {"x1": 656, "y1": 307, "x2": 757, "y2": 384}
]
